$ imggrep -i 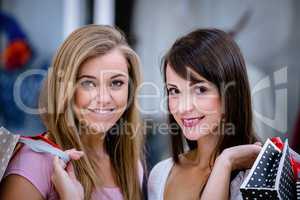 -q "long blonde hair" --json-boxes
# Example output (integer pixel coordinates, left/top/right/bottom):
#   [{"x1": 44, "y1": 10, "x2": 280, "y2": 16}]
[{"x1": 40, "y1": 25, "x2": 144, "y2": 200}]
